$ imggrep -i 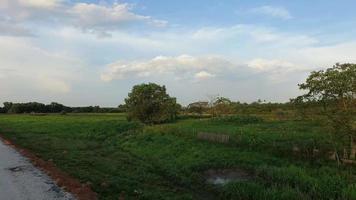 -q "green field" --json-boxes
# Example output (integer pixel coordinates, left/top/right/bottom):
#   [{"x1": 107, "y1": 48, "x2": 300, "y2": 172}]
[{"x1": 0, "y1": 114, "x2": 355, "y2": 200}]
